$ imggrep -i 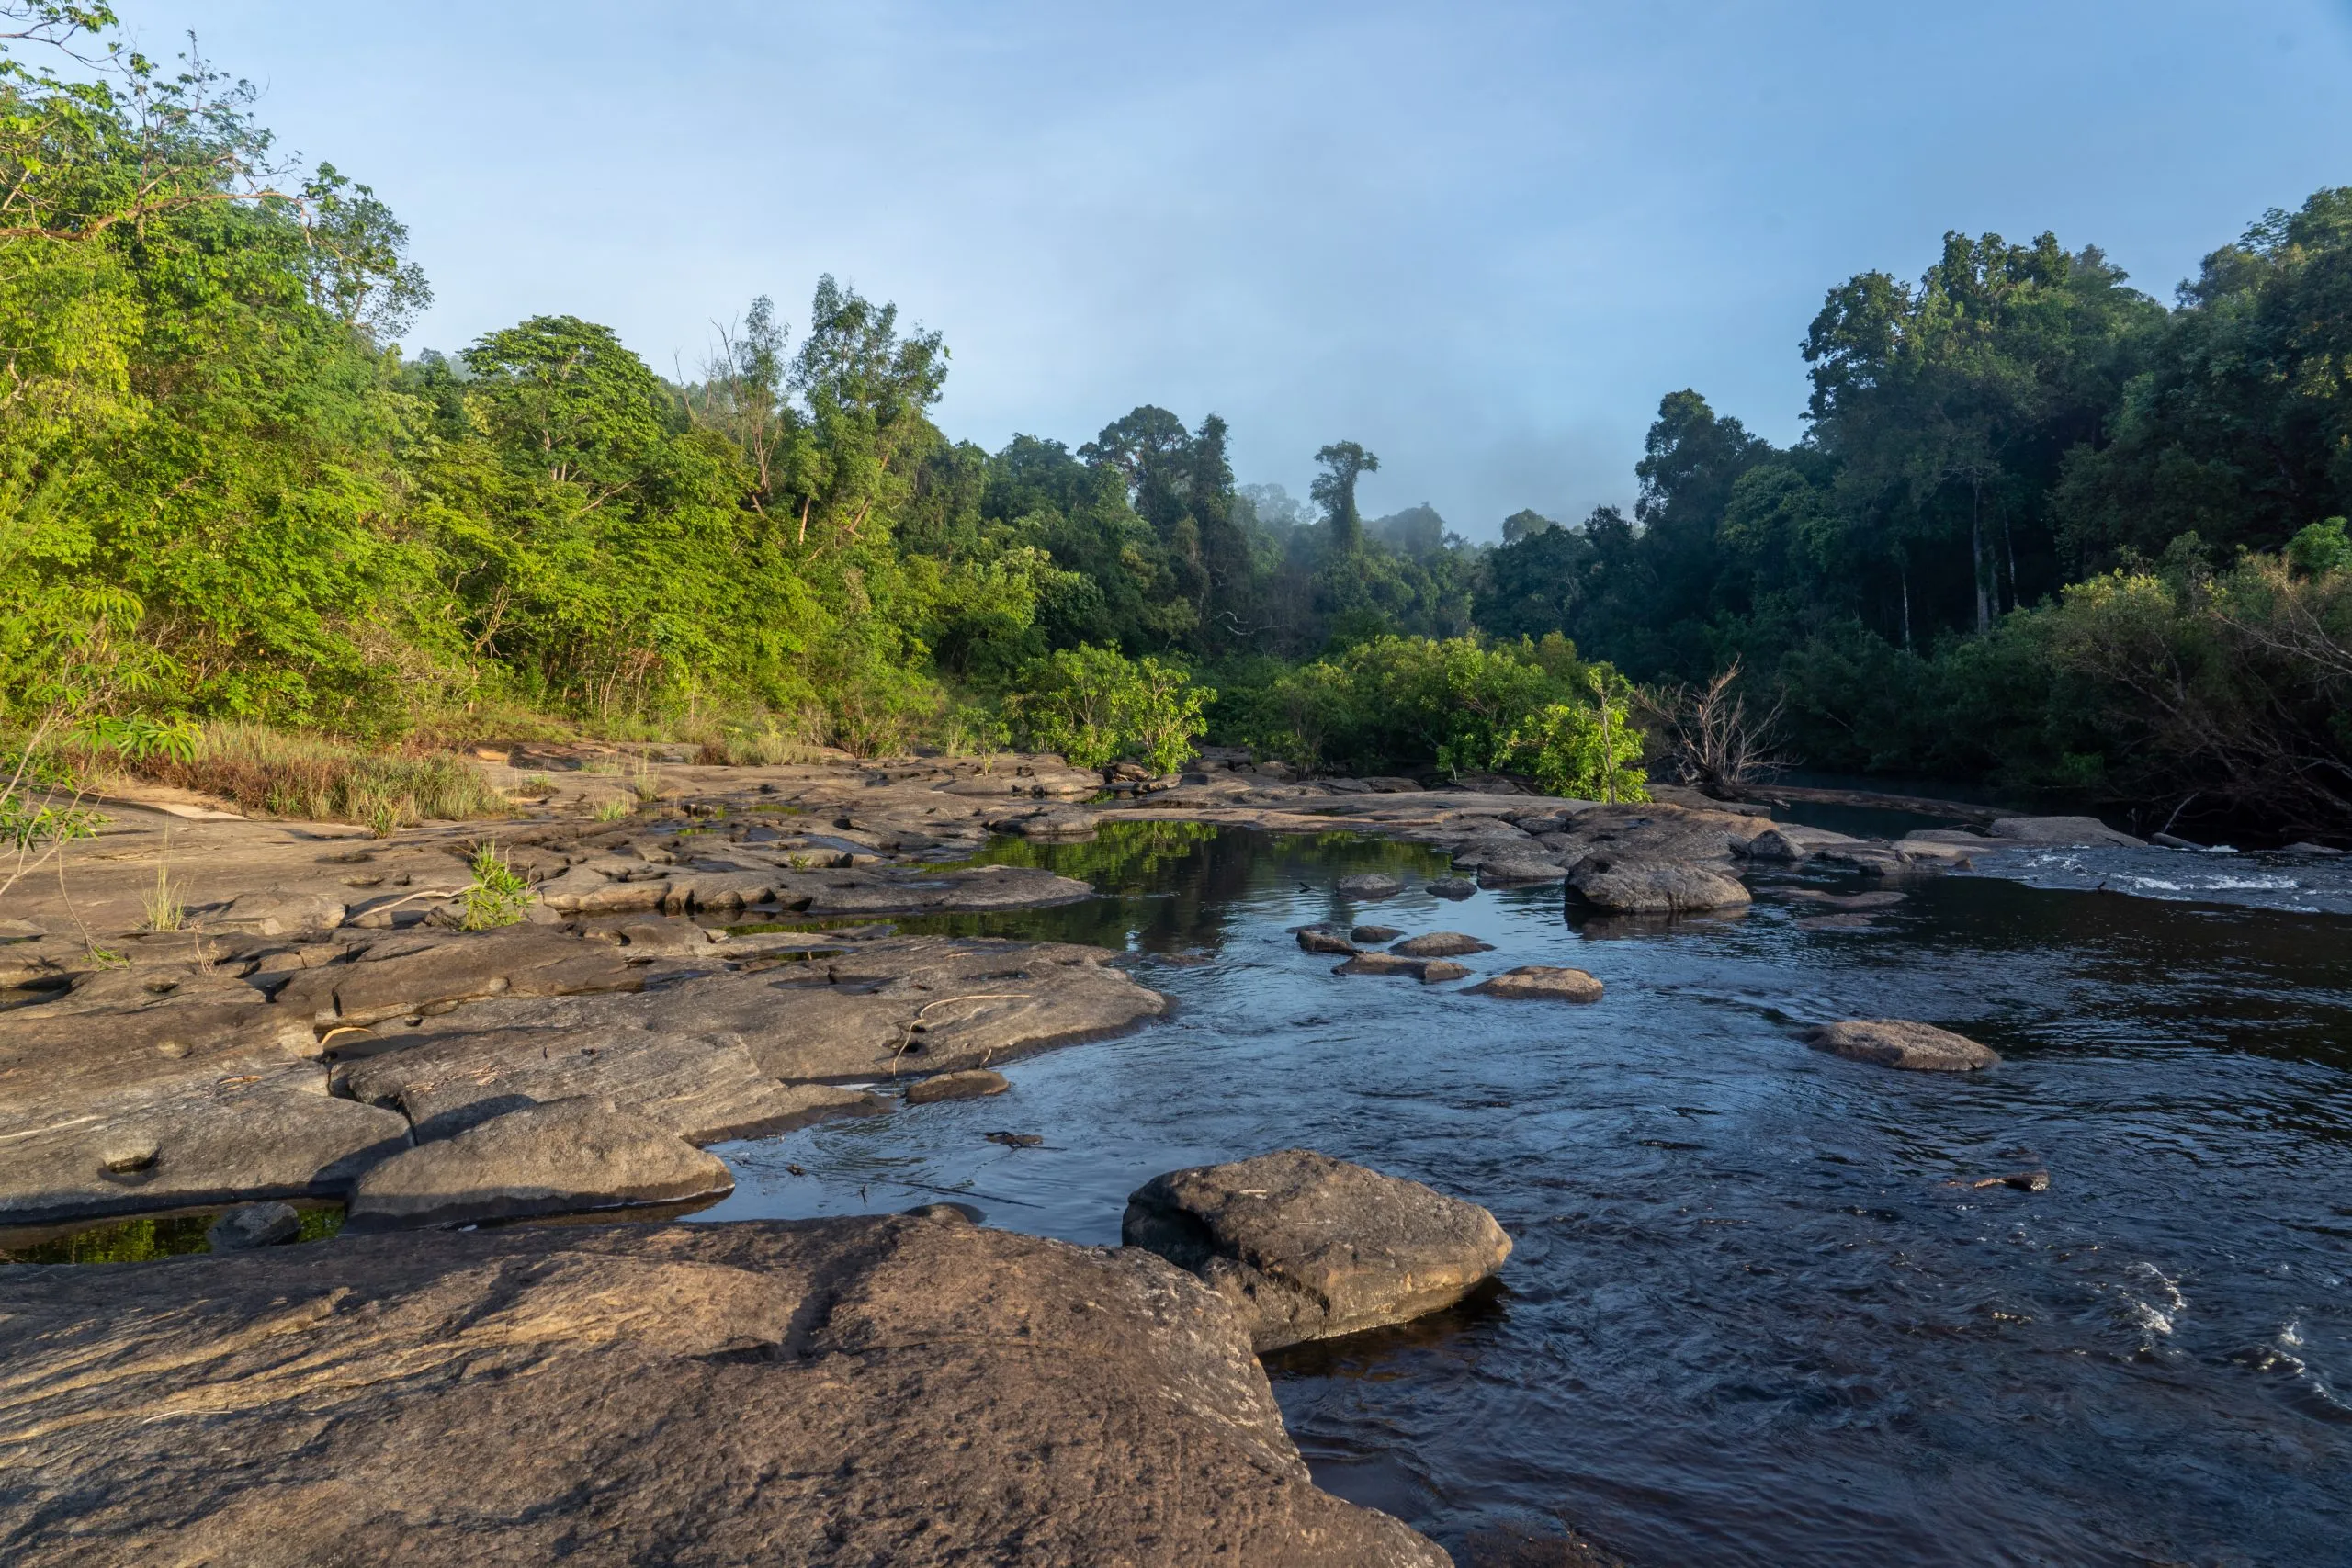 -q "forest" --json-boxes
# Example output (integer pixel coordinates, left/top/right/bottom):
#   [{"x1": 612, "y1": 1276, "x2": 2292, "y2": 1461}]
[{"x1": 2, "y1": 6, "x2": 2347, "y2": 832}]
